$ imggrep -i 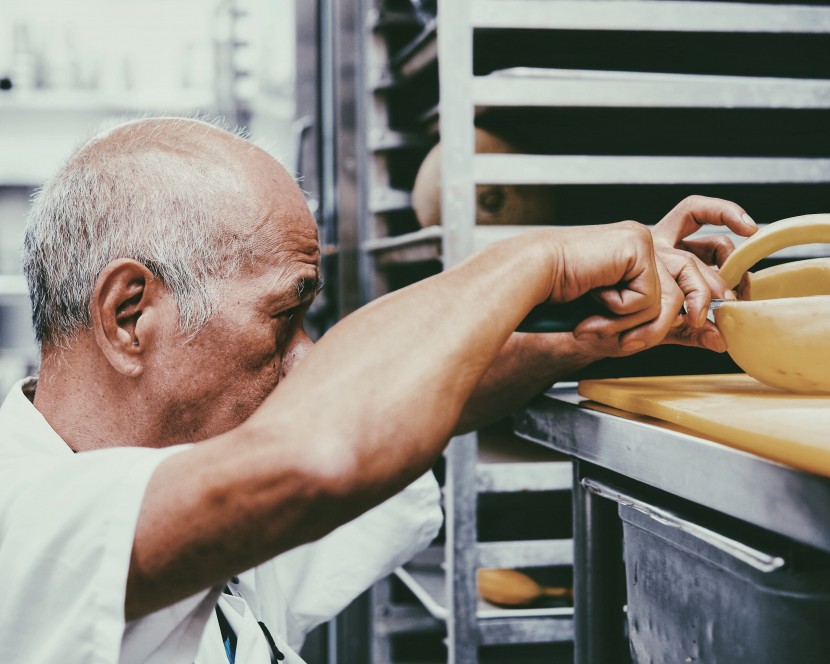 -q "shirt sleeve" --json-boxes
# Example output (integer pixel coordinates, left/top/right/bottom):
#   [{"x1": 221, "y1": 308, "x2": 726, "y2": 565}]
[
  {"x1": 0, "y1": 444, "x2": 198, "y2": 664},
  {"x1": 268, "y1": 471, "x2": 444, "y2": 650}
]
